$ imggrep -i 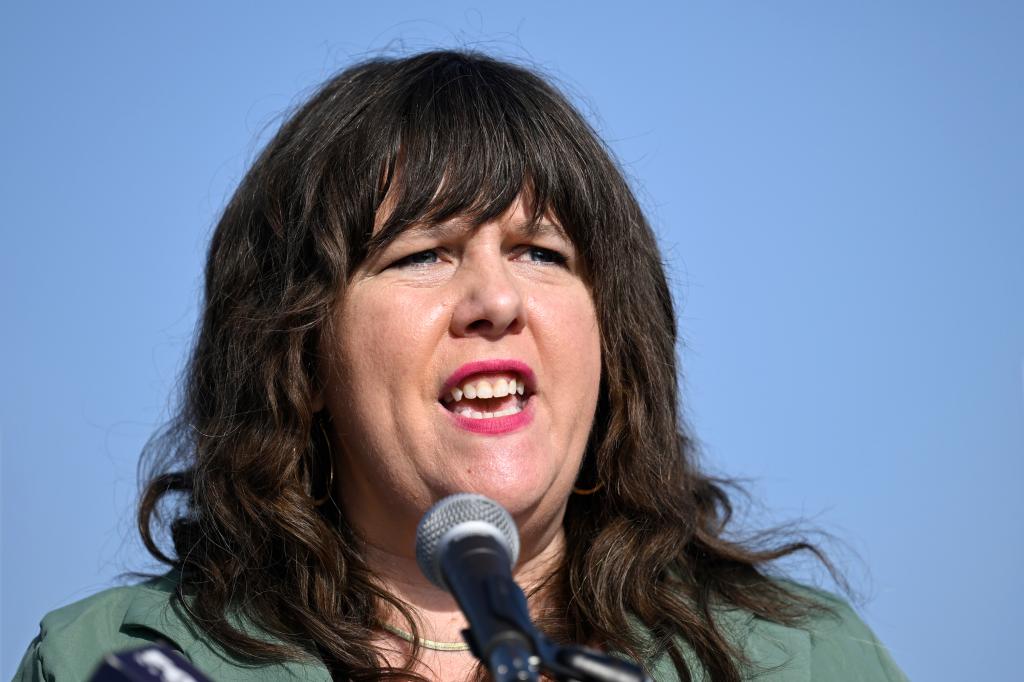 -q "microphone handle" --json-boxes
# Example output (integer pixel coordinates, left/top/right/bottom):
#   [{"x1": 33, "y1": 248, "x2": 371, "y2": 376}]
[
  {"x1": 441, "y1": 534, "x2": 541, "y2": 681},
  {"x1": 484, "y1": 631, "x2": 539, "y2": 682}
]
